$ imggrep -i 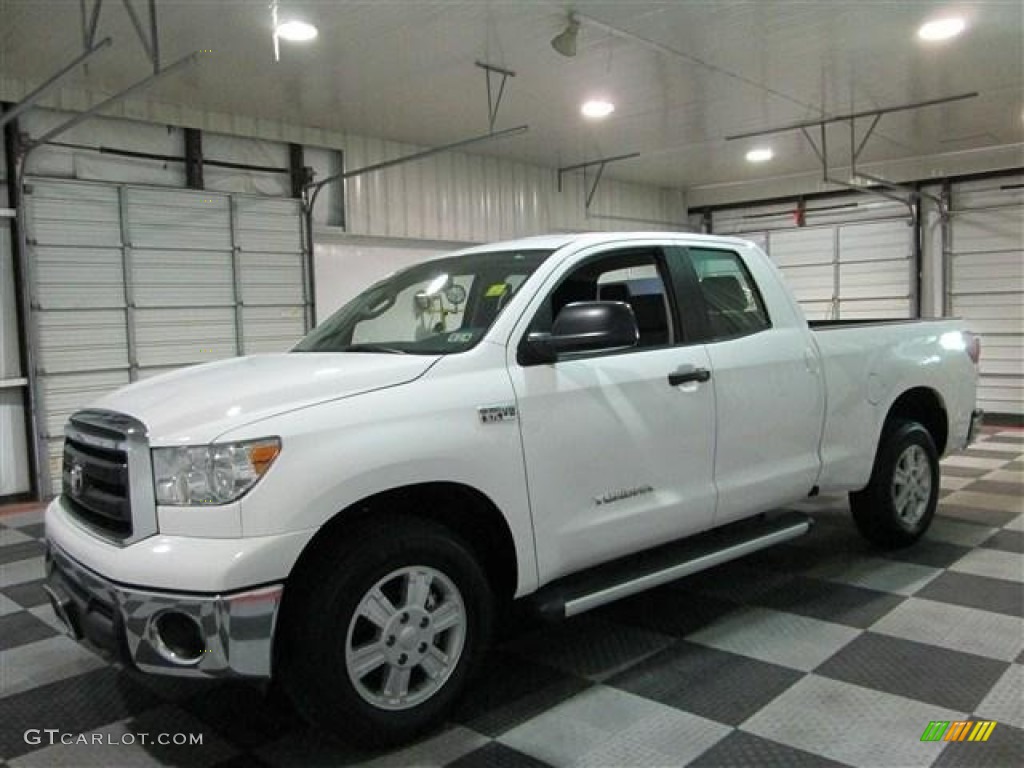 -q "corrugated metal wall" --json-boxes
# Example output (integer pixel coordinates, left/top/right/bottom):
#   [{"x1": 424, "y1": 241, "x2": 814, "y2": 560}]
[
  {"x1": 948, "y1": 175, "x2": 1024, "y2": 416},
  {"x1": 708, "y1": 194, "x2": 914, "y2": 321},
  {"x1": 25, "y1": 179, "x2": 307, "y2": 490},
  {"x1": 341, "y1": 134, "x2": 687, "y2": 241},
  {"x1": 1, "y1": 161, "x2": 32, "y2": 496}
]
